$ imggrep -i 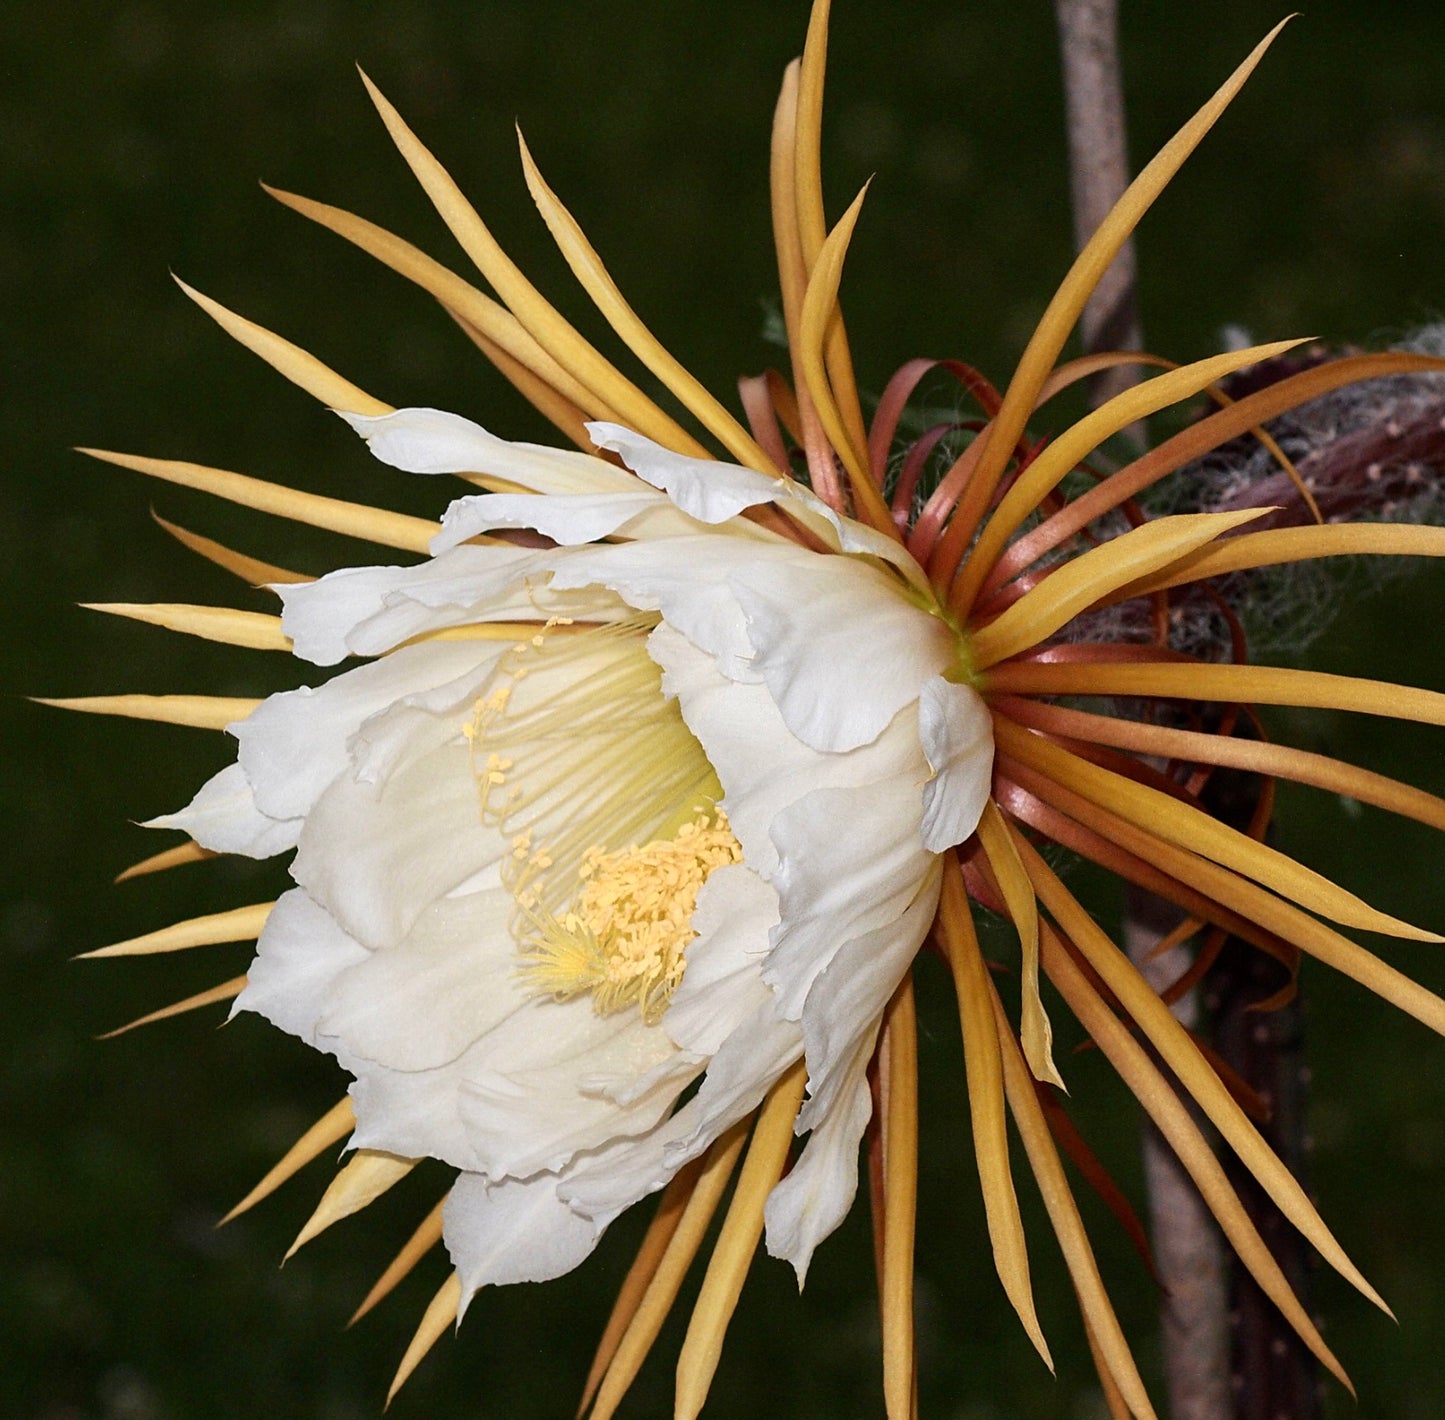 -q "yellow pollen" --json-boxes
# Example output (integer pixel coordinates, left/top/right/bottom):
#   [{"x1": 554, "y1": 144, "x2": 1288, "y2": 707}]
[{"x1": 519, "y1": 811, "x2": 742, "y2": 1023}]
